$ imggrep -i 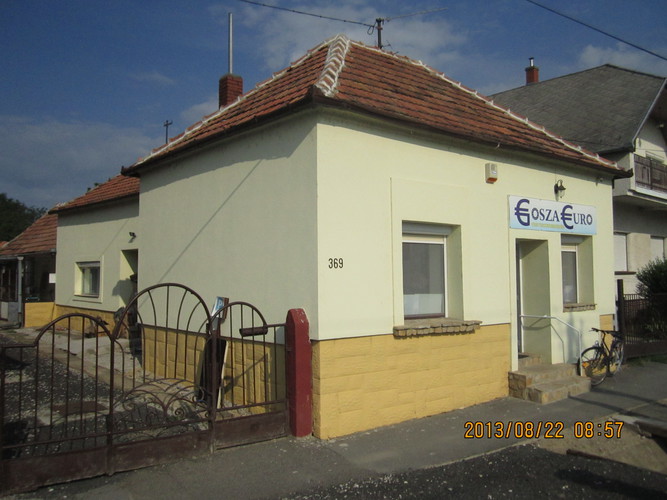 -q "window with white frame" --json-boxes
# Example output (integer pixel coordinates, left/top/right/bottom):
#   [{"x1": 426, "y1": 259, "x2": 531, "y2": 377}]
[
  {"x1": 651, "y1": 236, "x2": 666, "y2": 261},
  {"x1": 77, "y1": 261, "x2": 100, "y2": 297},
  {"x1": 402, "y1": 222, "x2": 453, "y2": 318},
  {"x1": 561, "y1": 235, "x2": 594, "y2": 307},
  {"x1": 614, "y1": 233, "x2": 628, "y2": 272},
  {"x1": 561, "y1": 245, "x2": 578, "y2": 304}
]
